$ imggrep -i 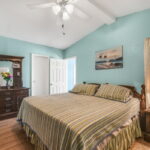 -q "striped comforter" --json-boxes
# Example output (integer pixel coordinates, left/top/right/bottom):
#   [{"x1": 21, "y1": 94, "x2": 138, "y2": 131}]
[{"x1": 17, "y1": 93, "x2": 140, "y2": 150}]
